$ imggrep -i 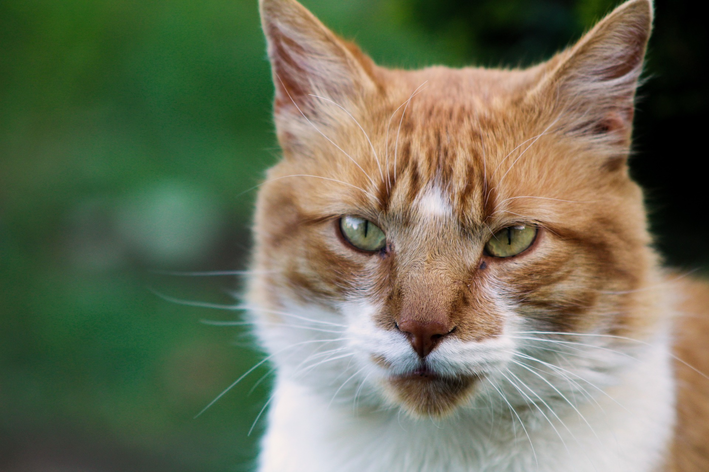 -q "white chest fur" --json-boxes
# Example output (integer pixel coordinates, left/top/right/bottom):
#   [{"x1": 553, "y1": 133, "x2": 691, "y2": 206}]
[{"x1": 257, "y1": 335, "x2": 675, "y2": 472}]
